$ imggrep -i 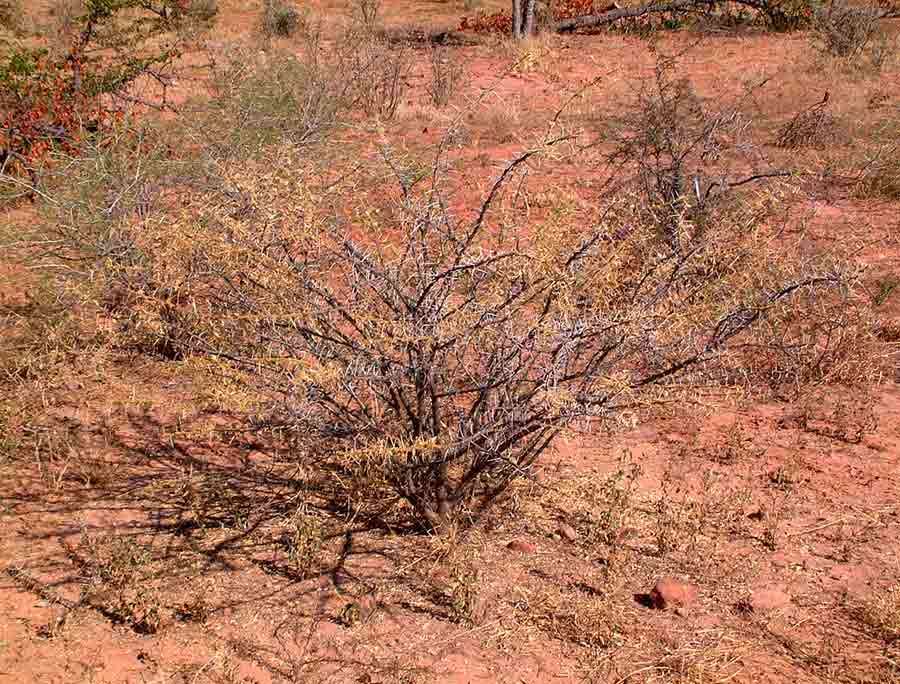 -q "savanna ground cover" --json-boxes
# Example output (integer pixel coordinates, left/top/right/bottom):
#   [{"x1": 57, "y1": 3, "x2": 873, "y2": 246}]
[{"x1": 1, "y1": 0, "x2": 899, "y2": 682}]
